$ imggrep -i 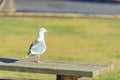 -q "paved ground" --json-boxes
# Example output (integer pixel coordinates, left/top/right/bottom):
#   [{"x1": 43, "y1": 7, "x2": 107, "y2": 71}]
[{"x1": 4, "y1": 0, "x2": 120, "y2": 15}]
